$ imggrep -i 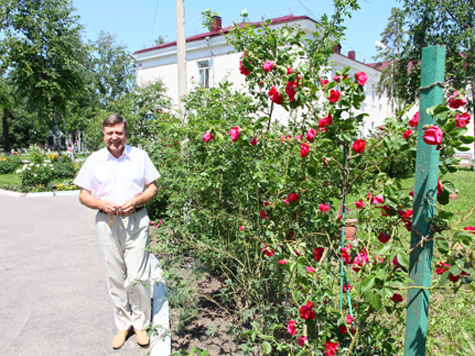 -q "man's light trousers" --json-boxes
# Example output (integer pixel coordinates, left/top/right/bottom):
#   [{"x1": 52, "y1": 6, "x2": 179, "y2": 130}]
[{"x1": 95, "y1": 209, "x2": 151, "y2": 331}]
